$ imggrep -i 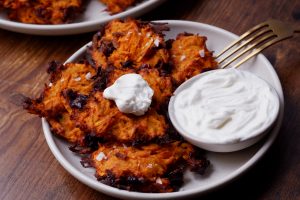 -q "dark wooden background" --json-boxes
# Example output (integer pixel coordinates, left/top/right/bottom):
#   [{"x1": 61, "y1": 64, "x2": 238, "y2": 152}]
[{"x1": 0, "y1": 0, "x2": 299, "y2": 199}]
